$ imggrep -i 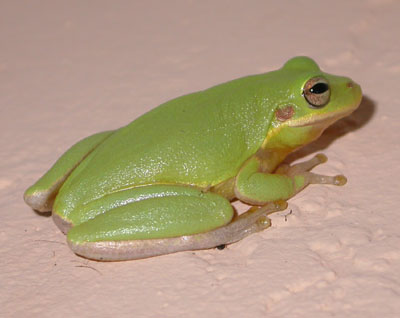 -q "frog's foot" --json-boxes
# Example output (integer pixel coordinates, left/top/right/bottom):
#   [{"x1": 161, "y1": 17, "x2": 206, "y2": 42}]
[
  {"x1": 68, "y1": 200, "x2": 287, "y2": 261},
  {"x1": 276, "y1": 154, "x2": 347, "y2": 186}
]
